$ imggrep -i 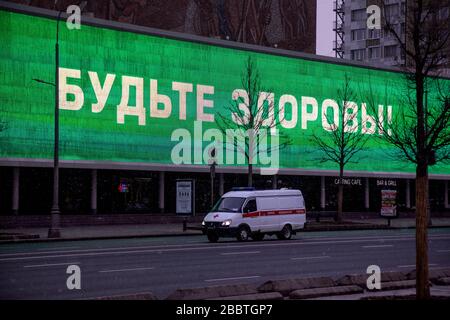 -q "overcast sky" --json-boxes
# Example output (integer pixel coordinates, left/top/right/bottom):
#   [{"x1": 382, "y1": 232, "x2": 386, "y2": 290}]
[{"x1": 316, "y1": 0, "x2": 335, "y2": 57}]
